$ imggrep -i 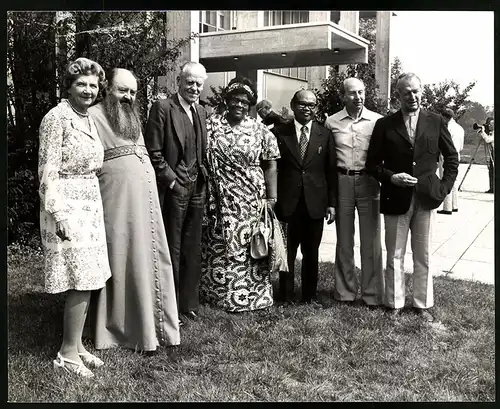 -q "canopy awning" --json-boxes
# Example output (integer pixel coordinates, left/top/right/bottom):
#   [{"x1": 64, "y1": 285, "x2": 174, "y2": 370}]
[{"x1": 199, "y1": 21, "x2": 370, "y2": 72}]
